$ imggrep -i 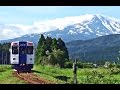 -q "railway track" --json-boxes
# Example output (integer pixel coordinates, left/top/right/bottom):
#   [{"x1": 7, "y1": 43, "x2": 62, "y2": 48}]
[{"x1": 13, "y1": 71, "x2": 52, "y2": 84}]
